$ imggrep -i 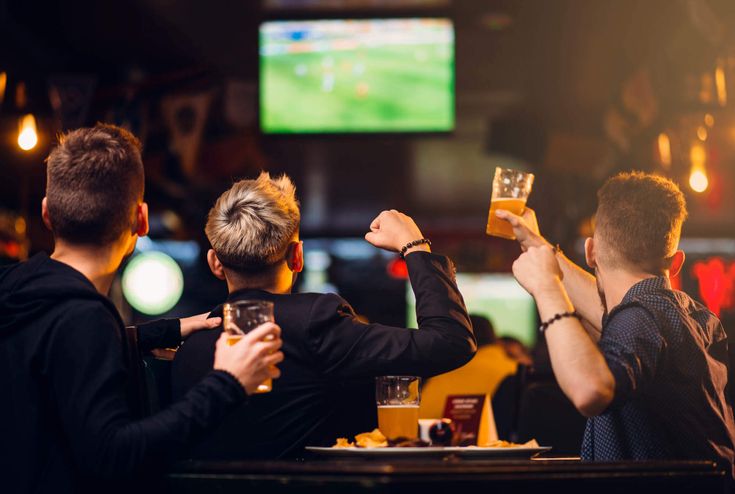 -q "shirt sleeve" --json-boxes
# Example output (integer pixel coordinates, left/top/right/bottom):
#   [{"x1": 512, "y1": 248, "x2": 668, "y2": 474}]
[
  {"x1": 307, "y1": 252, "x2": 476, "y2": 378},
  {"x1": 46, "y1": 304, "x2": 246, "y2": 479},
  {"x1": 599, "y1": 305, "x2": 664, "y2": 405},
  {"x1": 134, "y1": 318, "x2": 182, "y2": 353}
]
